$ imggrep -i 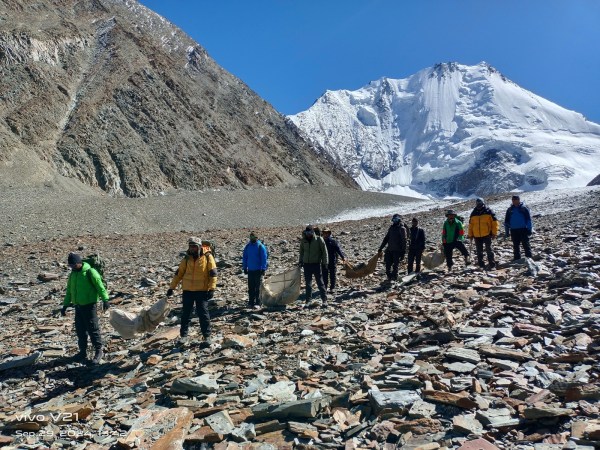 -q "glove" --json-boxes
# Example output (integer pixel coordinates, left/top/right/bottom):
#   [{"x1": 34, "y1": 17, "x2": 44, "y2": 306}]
[
  {"x1": 260, "y1": 270, "x2": 265, "y2": 276},
  {"x1": 243, "y1": 268, "x2": 248, "y2": 275},
  {"x1": 166, "y1": 288, "x2": 174, "y2": 297},
  {"x1": 60, "y1": 306, "x2": 68, "y2": 317},
  {"x1": 206, "y1": 291, "x2": 214, "y2": 300},
  {"x1": 102, "y1": 302, "x2": 110, "y2": 312}
]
